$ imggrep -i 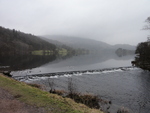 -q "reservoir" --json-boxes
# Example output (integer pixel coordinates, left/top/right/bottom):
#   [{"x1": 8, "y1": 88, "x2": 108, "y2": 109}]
[{"x1": 6, "y1": 53, "x2": 150, "y2": 113}]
